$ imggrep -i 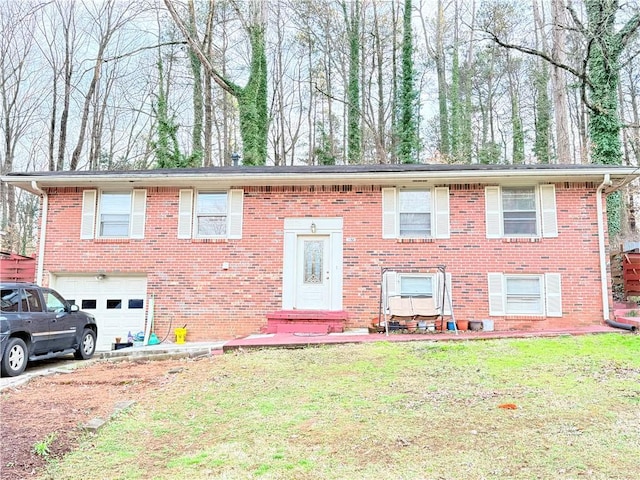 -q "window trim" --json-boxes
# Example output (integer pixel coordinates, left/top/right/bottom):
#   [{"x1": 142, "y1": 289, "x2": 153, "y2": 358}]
[
  {"x1": 504, "y1": 275, "x2": 544, "y2": 315},
  {"x1": 99, "y1": 191, "x2": 133, "y2": 238},
  {"x1": 382, "y1": 187, "x2": 450, "y2": 239},
  {"x1": 81, "y1": 189, "x2": 146, "y2": 240},
  {"x1": 195, "y1": 191, "x2": 229, "y2": 238},
  {"x1": 398, "y1": 274, "x2": 434, "y2": 298},
  {"x1": 501, "y1": 186, "x2": 538, "y2": 236},
  {"x1": 178, "y1": 188, "x2": 244, "y2": 240},
  {"x1": 485, "y1": 184, "x2": 558, "y2": 239},
  {"x1": 398, "y1": 190, "x2": 432, "y2": 238},
  {"x1": 488, "y1": 272, "x2": 562, "y2": 317}
]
